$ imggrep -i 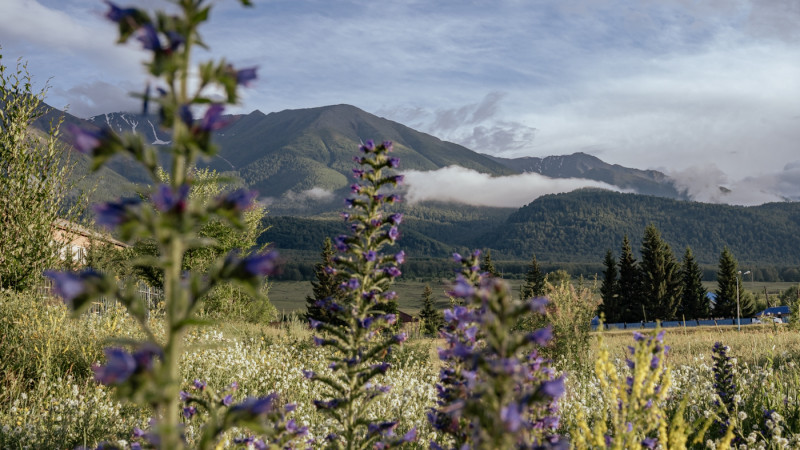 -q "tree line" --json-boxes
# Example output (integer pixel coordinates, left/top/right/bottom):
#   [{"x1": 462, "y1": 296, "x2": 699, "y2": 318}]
[{"x1": 598, "y1": 224, "x2": 756, "y2": 323}]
